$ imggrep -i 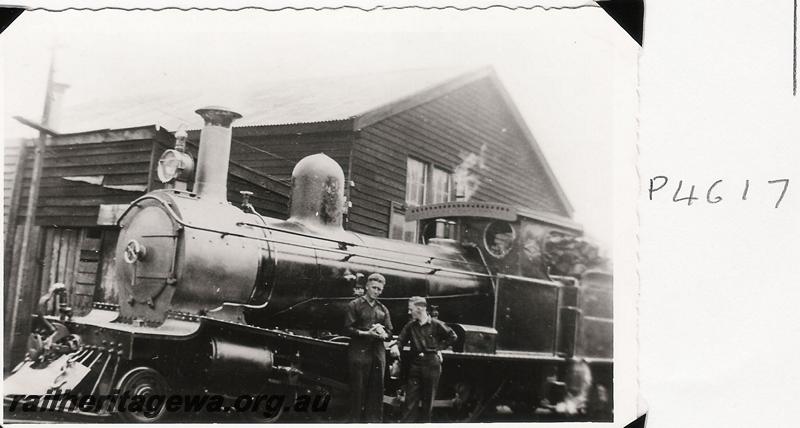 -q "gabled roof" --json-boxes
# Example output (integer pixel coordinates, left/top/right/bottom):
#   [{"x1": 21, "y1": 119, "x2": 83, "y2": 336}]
[
  {"x1": 56, "y1": 66, "x2": 476, "y2": 134},
  {"x1": 53, "y1": 66, "x2": 573, "y2": 216}
]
